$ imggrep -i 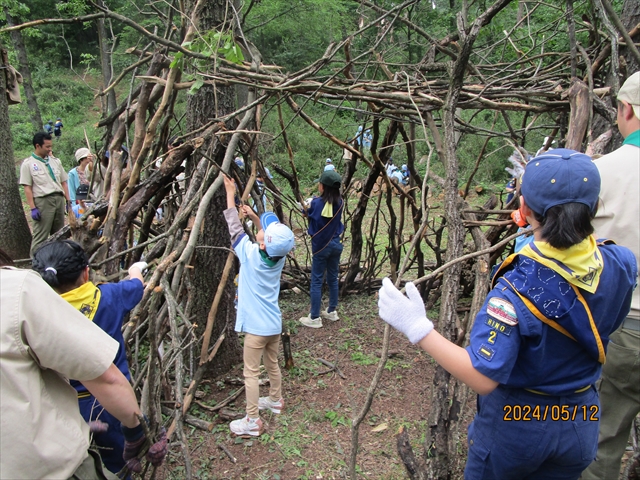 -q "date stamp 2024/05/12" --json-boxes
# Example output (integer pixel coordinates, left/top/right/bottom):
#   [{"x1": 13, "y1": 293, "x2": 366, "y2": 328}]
[{"x1": 503, "y1": 404, "x2": 599, "y2": 422}]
